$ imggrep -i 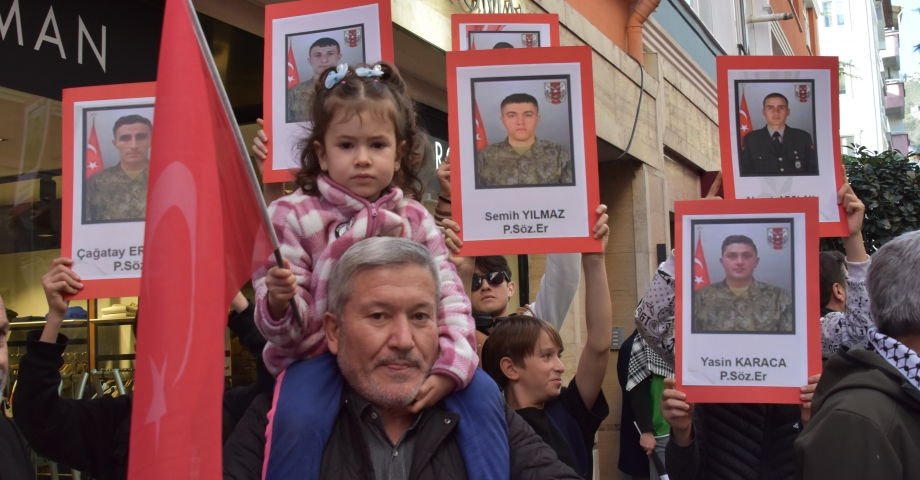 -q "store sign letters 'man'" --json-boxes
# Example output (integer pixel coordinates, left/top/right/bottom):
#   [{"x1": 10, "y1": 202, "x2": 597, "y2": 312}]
[{"x1": 1, "y1": 0, "x2": 106, "y2": 72}]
